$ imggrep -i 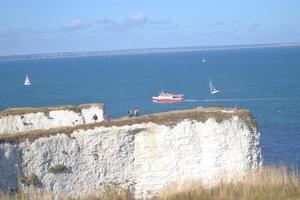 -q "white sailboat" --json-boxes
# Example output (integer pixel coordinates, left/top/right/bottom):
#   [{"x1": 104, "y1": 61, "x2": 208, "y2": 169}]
[
  {"x1": 202, "y1": 58, "x2": 206, "y2": 63},
  {"x1": 24, "y1": 74, "x2": 31, "y2": 86},
  {"x1": 209, "y1": 77, "x2": 219, "y2": 94}
]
